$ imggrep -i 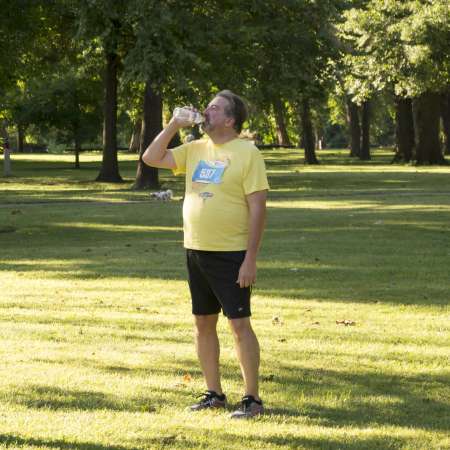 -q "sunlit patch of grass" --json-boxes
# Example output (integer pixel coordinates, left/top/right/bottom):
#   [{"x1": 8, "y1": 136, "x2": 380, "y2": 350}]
[{"x1": 0, "y1": 149, "x2": 449, "y2": 449}]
